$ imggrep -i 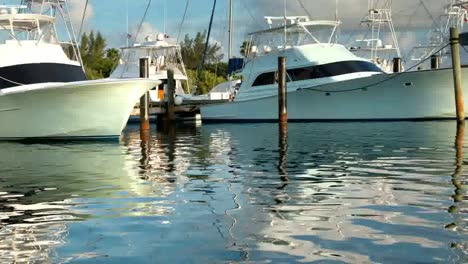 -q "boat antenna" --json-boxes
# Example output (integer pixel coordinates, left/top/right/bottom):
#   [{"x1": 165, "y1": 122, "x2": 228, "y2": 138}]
[
  {"x1": 177, "y1": 0, "x2": 190, "y2": 43},
  {"x1": 197, "y1": 0, "x2": 217, "y2": 93},
  {"x1": 78, "y1": 0, "x2": 89, "y2": 40},
  {"x1": 283, "y1": 0, "x2": 287, "y2": 50},
  {"x1": 164, "y1": 0, "x2": 167, "y2": 34},
  {"x1": 335, "y1": 0, "x2": 339, "y2": 20},
  {"x1": 296, "y1": 0, "x2": 312, "y2": 19},
  {"x1": 134, "y1": 0, "x2": 152, "y2": 44},
  {"x1": 126, "y1": 0, "x2": 129, "y2": 47},
  {"x1": 228, "y1": 0, "x2": 233, "y2": 61}
]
